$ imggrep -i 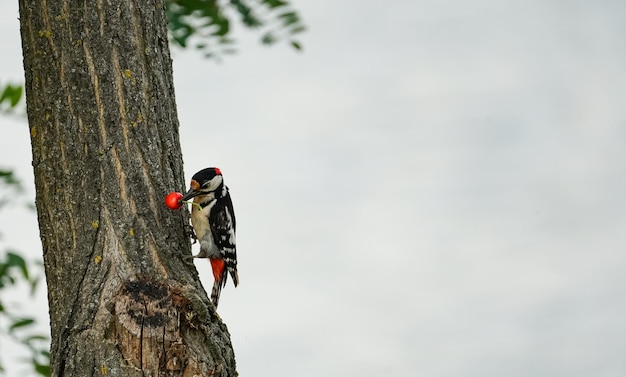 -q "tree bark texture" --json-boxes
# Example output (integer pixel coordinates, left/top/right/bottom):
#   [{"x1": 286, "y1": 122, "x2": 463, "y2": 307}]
[{"x1": 18, "y1": 1, "x2": 236, "y2": 376}]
